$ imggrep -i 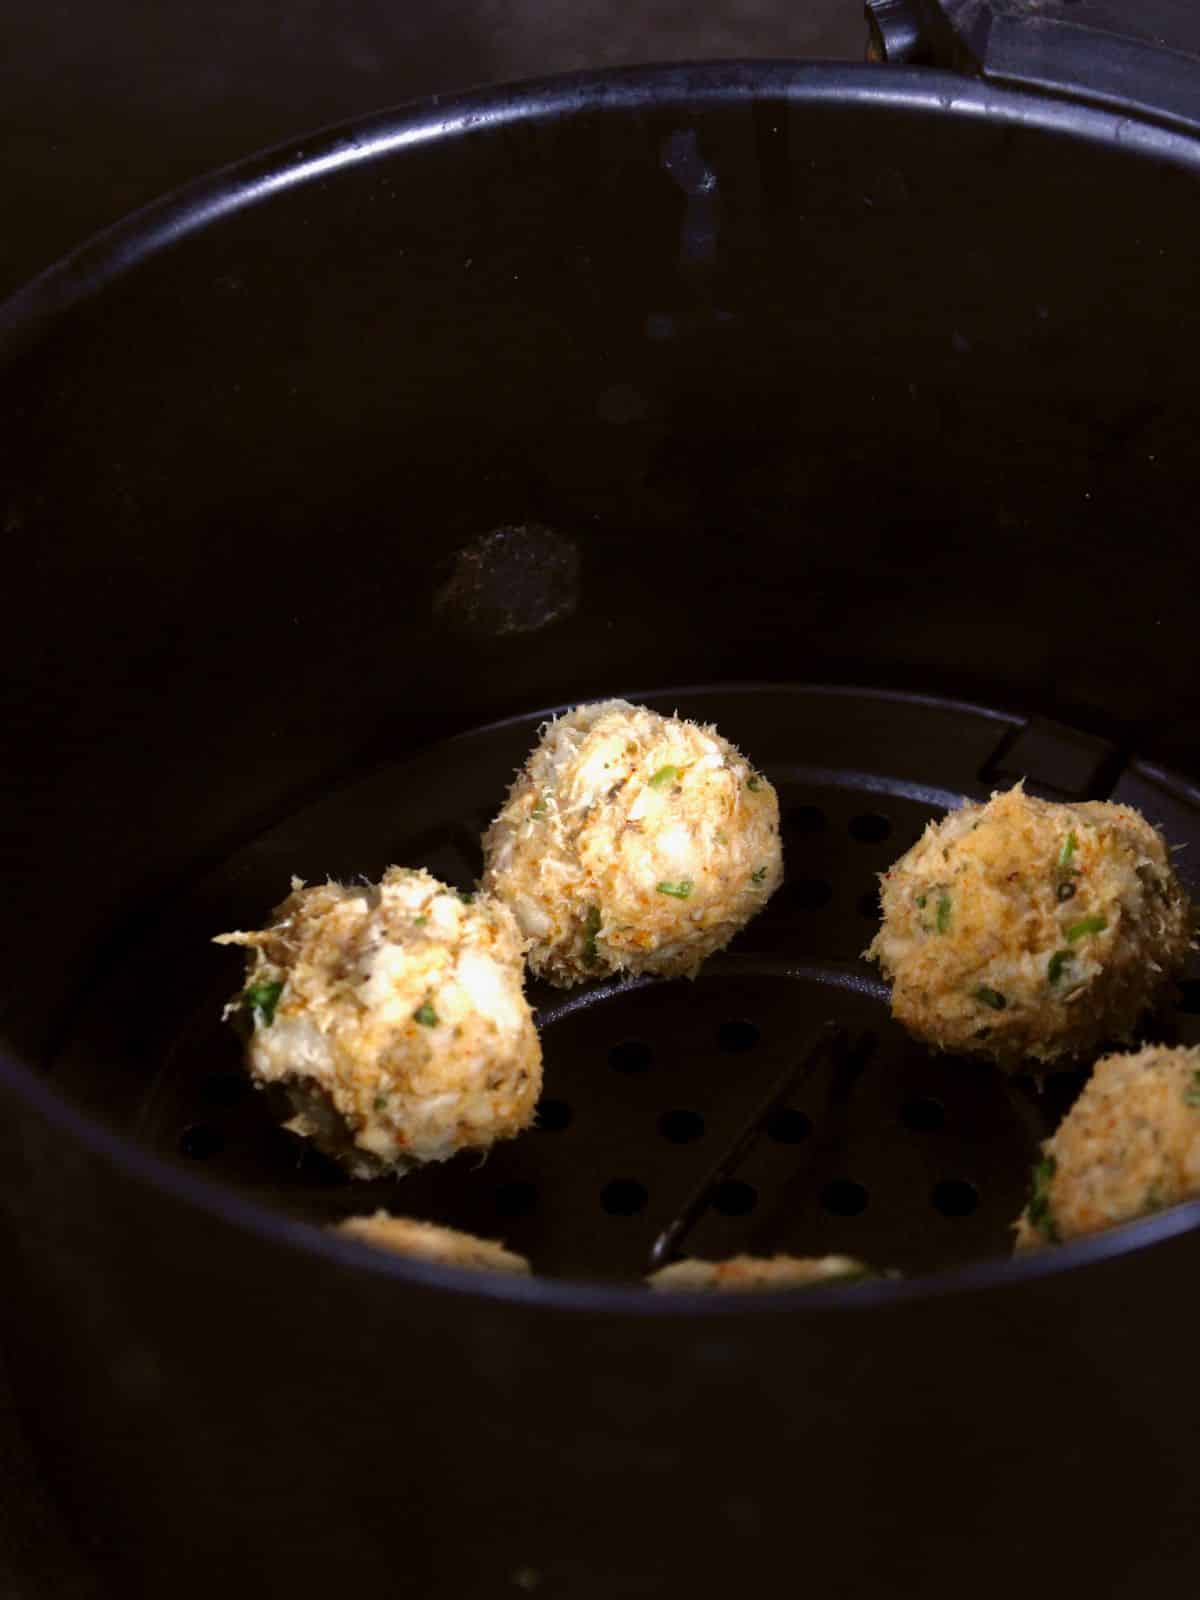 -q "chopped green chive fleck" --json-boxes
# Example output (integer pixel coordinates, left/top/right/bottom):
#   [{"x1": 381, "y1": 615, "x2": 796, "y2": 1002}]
[
  {"x1": 456, "y1": 890, "x2": 475, "y2": 905},
  {"x1": 1027, "y1": 1154, "x2": 1060, "y2": 1243},
  {"x1": 747, "y1": 774, "x2": 764, "y2": 792},
  {"x1": 1066, "y1": 914, "x2": 1107, "y2": 942},
  {"x1": 974, "y1": 985, "x2": 1007, "y2": 1011},
  {"x1": 531, "y1": 797, "x2": 547, "y2": 819},
  {"x1": 656, "y1": 880, "x2": 693, "y2": 899},
  {"x1": 373, "y1": 1094, "x2": 390, "y2": 1111},
  {"x1": 413, "y1": 1002, "x2": 438, "y2": 1027},
  {"x1": 1185, "y1": 1071, "x2": 1200, "y2": 1109},
  {"x1": 413, "y1": 914, "x2": 428, "y2": 926},
  {"x1": 649, "y1": 765, "x2": 681, "y2": 789},
  {"x1": 1058, "y1": 830, "x2": 1078, "y2": 869},
  {"x1": 915, "y1": 894, "x2": 927, "y2": 909},
  {"x1": 244, "y1": 980, "x2": 284, "y2": 1028},
  {"x1": 936, "y1": 892, "x2": 952, "y2": 934},
  {"x1": 582, "y1": 904, "x2": 602, "y2": 965},
  {"x1": 751, "y1": 866, "x2": 768, "y2": 885},
  {"x1": 1047, "y1": 950, "x2": 1074, "y2": 985}
]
